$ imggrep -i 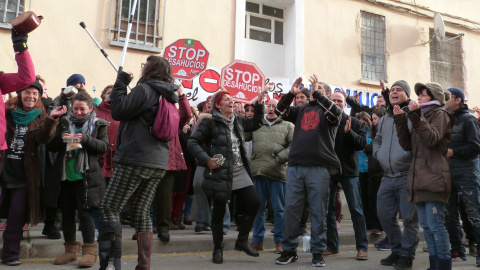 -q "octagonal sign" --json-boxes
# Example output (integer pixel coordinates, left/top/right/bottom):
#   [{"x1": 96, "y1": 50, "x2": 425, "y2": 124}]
[
  {"x1": 220, "y1": 59, "x2": 265, "y2": 104},
  {"x1": 163, "y1": 38, "x2": 209, "y2": 80}
]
